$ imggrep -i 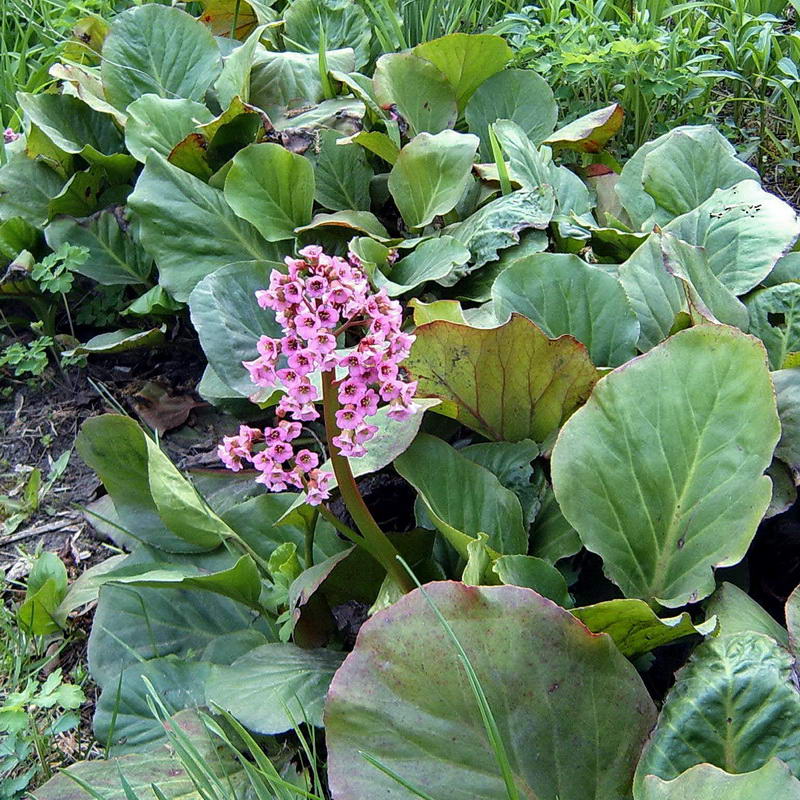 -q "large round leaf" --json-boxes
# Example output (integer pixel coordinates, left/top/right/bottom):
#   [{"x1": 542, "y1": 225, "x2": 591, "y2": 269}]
[
  {"x1": 189, "y1": 260, "x2": 283, "y2": 397},
  {"x1": 668, "y1": 181, "x2": 800, "y2": 296},
  {"x1": 224, "y1": 142, "x2": 314, "y2": 241},
  {"x1": 325, "y1": 582, "x2": 656, "y2": 800},
  {"x1": 388, "y1": 130, "x2": 478, "y2": 229},
  {"x1": 492, "y1": 253, "x2": 639, "y2": 367},
  {"x1": 405, "y1": 314, "x2": 599, "y2": 443},
  {"x1": 551, "y1": 325, "x2": 779, "y2": 607},
  {"x1": 373, "y1": 52, "x2": 457, "y2": 136},
  {"x1": 634, "y1": 632, "x2": 800, "y2": 791},
  {"x1": 128, "y1": 152, "x2": 279, "y2": 301},
  {"x1": 616, "y1": 125, "x2": 759, "y2": 231},
  {"x1": 639, "y1": 761, "x2": 800, "y2": 800},
  {"x1": 94, "y1": 656, "x2": 214, "y2": 754},
  {"x1": 249, "y1": 48, "x2": 355, "y2": 119},
  {"x1": 413, "y1": 33, "x2": 512, "y2": 112},
  {"x1": 465, "y1": 69, "x2": 557, "y2": 159},
  {"x1": 33, "y1": 711, "x2": 245, "y2": 800},
  {"x1": 101, "y1": 5, "x2": 222, "y2": 111},
  {"x1": 206, "y1": 643, "x2": 344, "y2": 733},
  {"x1": 87, "y1": 581, "x2": 265, "y2": 689}
]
